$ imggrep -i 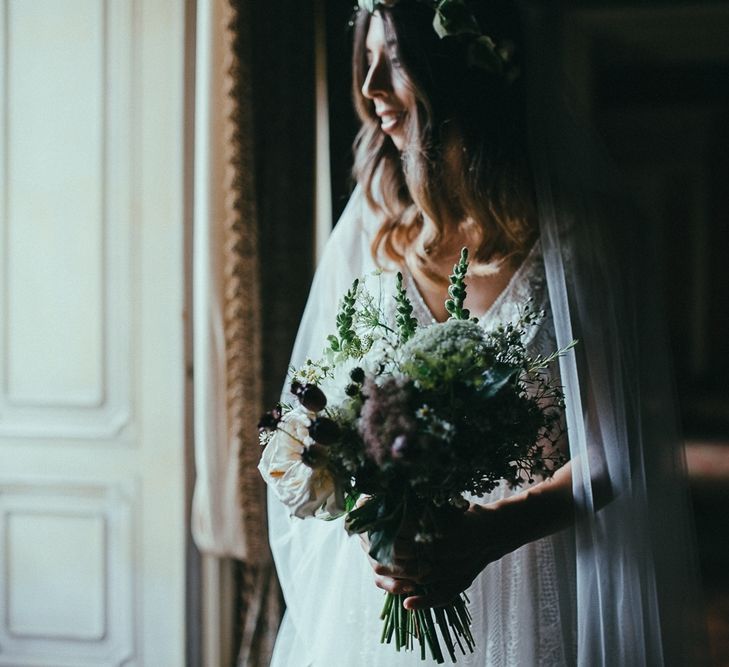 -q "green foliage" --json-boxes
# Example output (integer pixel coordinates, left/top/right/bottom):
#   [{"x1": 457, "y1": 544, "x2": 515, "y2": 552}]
[
  {"x1": 400, "y1": 318, "x2": 487, "y2": 389},
  {"x1": 445, "y1": 247, "x2": 472, "y2": 321},
  {"x1": 326, "y1": 273, "x2": 404, "y2": 365},
  {"x1": 529, "y1": 339, "x2": 578, "y2": 374},
  {"x1": 328, "y1": 279, "x2": 368, "y2": 359},
  {"x1": 289, "y1": 358, "x2": 332, "y2": 388},
  {"x1": 394, "y1": 272, "x2": 418, "y2": 343},
  {"x1": 356, "y1": 0, "x2": 509, "y2": 76},
  {"x1": 432, "y1": 0, "x2": 480, "y2": 39}
]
